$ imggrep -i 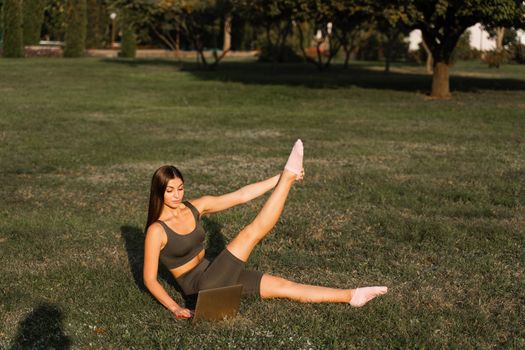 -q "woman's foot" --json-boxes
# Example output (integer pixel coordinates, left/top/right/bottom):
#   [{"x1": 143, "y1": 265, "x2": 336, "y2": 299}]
[
  {"x1": 284, "y1": 139, "x2": 303, "y2": 175},
  {"x1": 349, "y1": 286, "x2": 388, "y2": 307}
]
